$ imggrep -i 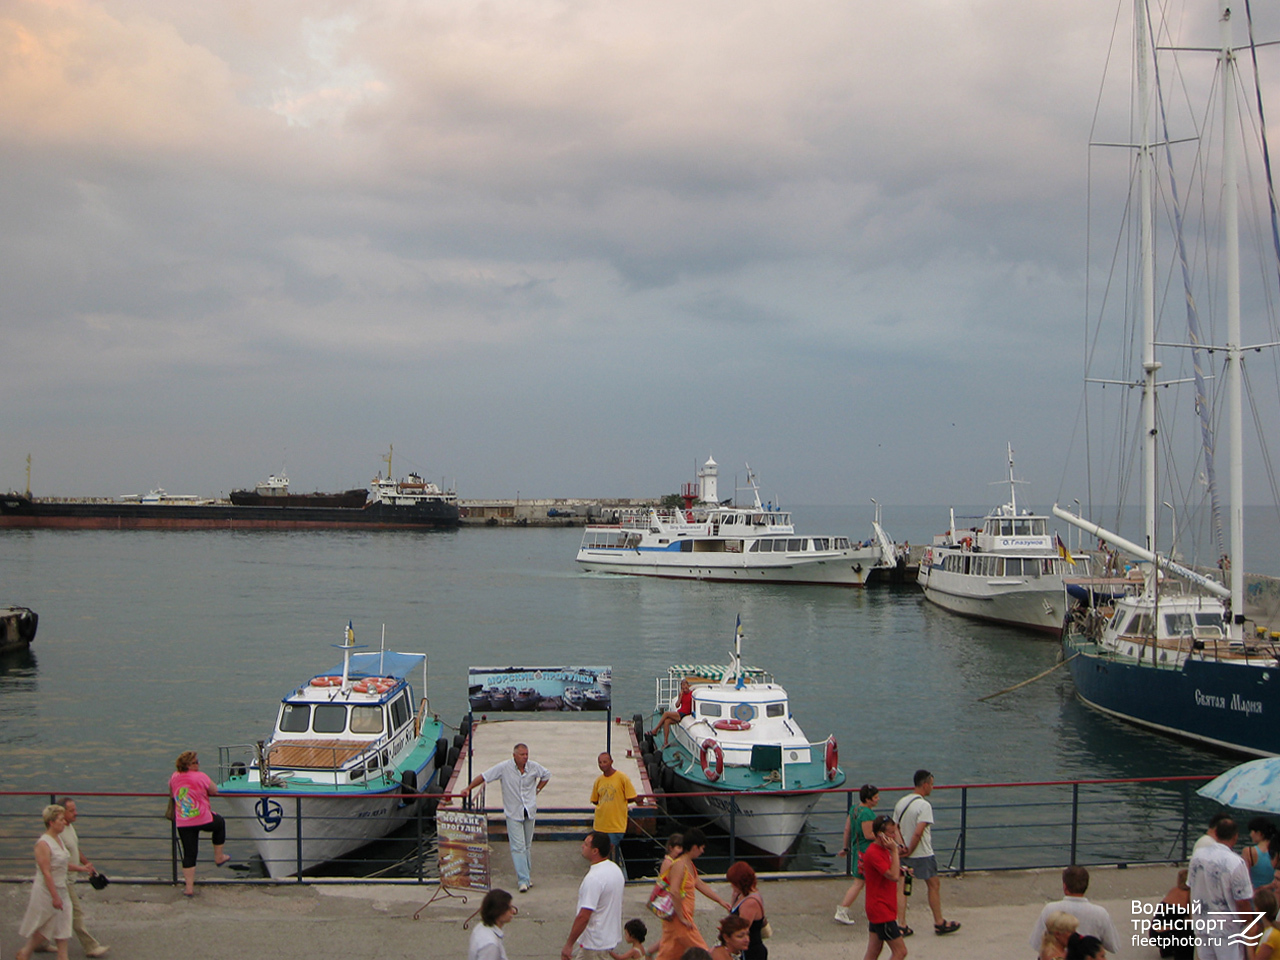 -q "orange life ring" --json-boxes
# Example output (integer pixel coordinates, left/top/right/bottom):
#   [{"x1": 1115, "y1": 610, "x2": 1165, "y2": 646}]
[
  {"x1": 310, "y1": 676, "x2": 342, "y2": 688},
  {"x1": 824, "y1": 735, "x2": 839, "y2": 781},
  {"x1": 354, "y1": 677, "x2": 395, "y2": 695},
  {"x1": 699, "y1": 738, "x2": 724, "y2": 782},
  {"x1": 714, "y1": 718, "x2": 751, "y2": 732}
]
